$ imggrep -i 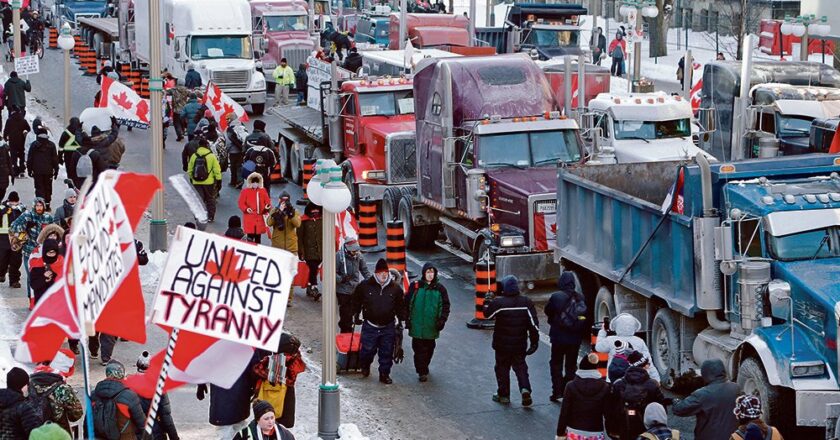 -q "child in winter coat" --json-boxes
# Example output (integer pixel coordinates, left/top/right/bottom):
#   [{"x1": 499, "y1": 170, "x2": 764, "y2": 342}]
[
  {"x1": 595, "y1": 313, "x2": 660, "y2": 382},
  {"x1": 225, "y1": 216, "x2": 247, "y2": 241},
  {"x1": 611, "y1": 351, "x2": 670, "y2": 439},
  {"x1": 29, "y1": 238, "x2": 63, "y2": 304},
  {"x1": 238, "y1": 173, "x2": 271, "y2": 243}
]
